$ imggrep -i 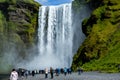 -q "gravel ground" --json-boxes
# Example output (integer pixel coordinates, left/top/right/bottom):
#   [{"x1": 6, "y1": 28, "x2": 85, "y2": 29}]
[{"x1": 1, "y1": 72, "x2": 120, "y2": 80}]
